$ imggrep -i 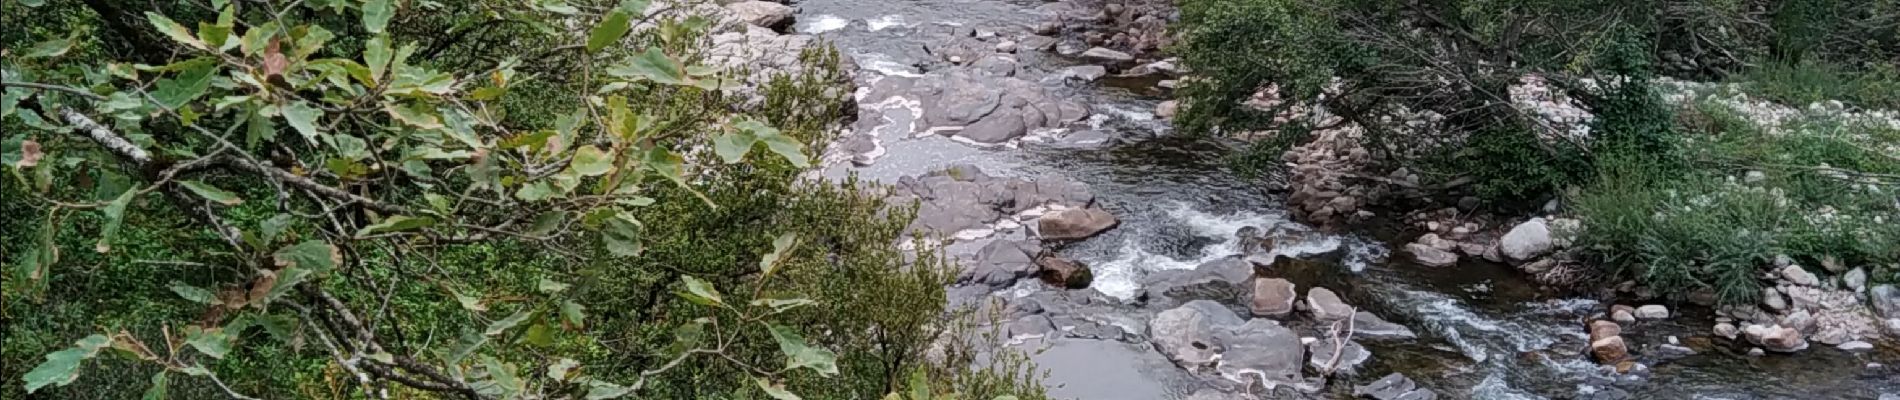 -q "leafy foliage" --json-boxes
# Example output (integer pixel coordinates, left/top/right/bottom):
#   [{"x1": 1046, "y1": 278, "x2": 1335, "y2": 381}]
[{"x1": 1, "y1": 1, "x2": 1044, "y2": 399}]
